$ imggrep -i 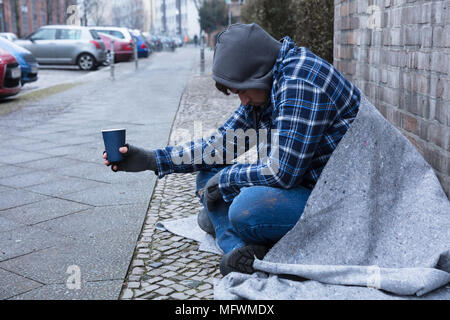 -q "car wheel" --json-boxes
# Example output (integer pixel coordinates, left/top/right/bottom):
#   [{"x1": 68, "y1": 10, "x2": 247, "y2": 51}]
[
  {"x1": 103, "y1": 51, "x2": 112, "y2": 66},
  {"x1": 78, "y1": 53, "x2": 97, "y2": 71}
]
